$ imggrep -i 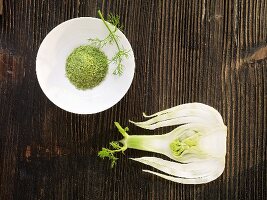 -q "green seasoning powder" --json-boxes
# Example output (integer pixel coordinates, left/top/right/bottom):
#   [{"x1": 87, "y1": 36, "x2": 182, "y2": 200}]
[{"x1": 66, "y1": 45, "x2": 108, "y2": 90}]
